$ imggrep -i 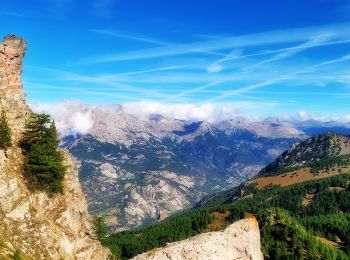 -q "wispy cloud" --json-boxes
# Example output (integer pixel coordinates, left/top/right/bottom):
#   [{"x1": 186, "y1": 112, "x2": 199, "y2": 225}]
[
  {"x1": 164, "y1": 81, "x2": 222, "y2": 102},
  {"x1": 169, "y1": 33, "x2": 350, "y2": 101},
  {"x1": 81, "y1": 22, "x2": 350, "y2": 64},
  {"x1": 246, "y1": 35, "x2": 331, "y2": 70},
  {"x1": 26, "y1": 66, "x2": 174, "y2": 99},
  {"x1": 91, "y1": 29, "x2": 169, "y2": 46},
  {"x1": 208, "y1": 52, "x2": 350, "y2": 102},
  {"x1": 206, "y1": 37, "x2": 350, "y2": 73},
  {"x1": 26, "y1": 81, "x2": 143, "y2": 101},
  {"x1": 105, "y1": 65, "x2": 187, "y2": 76}
]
